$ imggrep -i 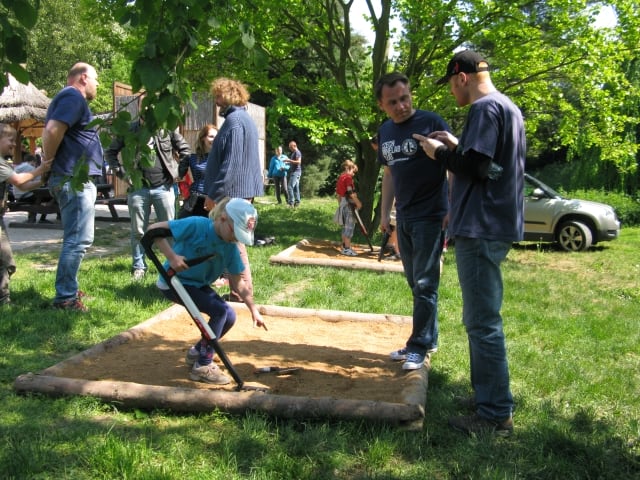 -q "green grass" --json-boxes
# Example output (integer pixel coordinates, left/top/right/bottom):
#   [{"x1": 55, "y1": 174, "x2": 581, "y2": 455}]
[{"x1": 1, "y1": 196, "x2": 639, "y2": 479}]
